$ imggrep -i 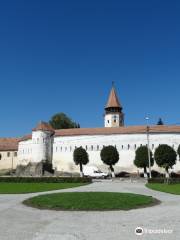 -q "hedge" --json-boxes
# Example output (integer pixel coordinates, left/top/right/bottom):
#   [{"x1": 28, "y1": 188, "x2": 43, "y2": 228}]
[
  {"x1": 148, "y1": 178, "x2": 180, "y2": 184},
  {"x1": 0, "y1": 177, "x2": 92, "y2": 183}
]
